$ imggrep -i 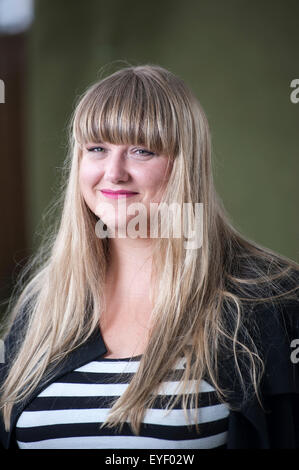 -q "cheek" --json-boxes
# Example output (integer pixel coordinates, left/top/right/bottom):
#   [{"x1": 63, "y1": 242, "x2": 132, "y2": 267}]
[
  {"x1": 145, "y1": 162, "x2": 172, "y2": 194},
  {"x1": 79, "y1": 161, "x2": 98, "y2": 192},
  {"x1": 78, "y1": 162, "x2": 102, "y2": 214}
]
